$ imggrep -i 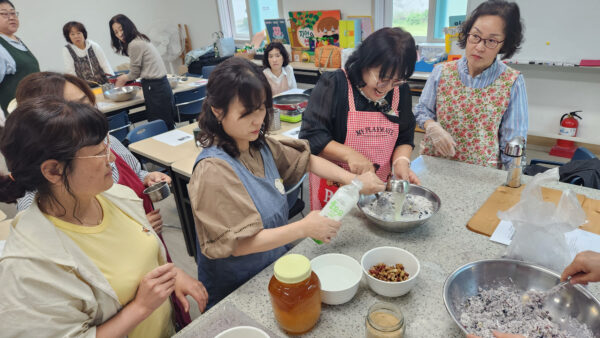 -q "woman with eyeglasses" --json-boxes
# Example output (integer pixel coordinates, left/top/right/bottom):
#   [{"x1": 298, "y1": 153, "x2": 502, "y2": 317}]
[
  {"x1": 414, "y1": 0, "x2": 527, "y2": 169},
  {"x1": 299, "y1": 27, "x2": 420, "y2": 210},
  {"x1": 0, "y1": 97, "x2": 208, "y2": 337},
  {"x1": 0, "y1": 0, "x2": 39, "y2": 113}
]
